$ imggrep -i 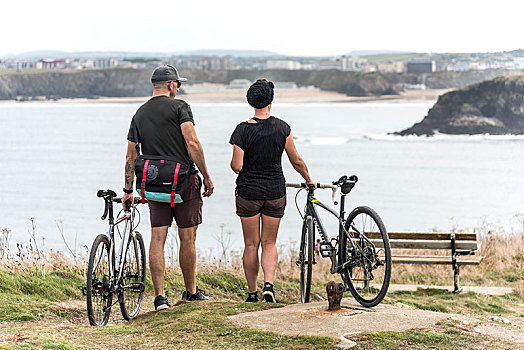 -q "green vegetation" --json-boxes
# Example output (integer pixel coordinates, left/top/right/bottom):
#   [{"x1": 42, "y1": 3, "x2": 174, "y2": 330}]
[
  {"x1": 350, "y1": 321, "x2": 507, "y2": 350},
  {"x1": 383, "y1": 288, "x2": 520, "y2": 315},
  {"x1": 0, "y1": 267, "x2": 521, "y2": 349},
  {"x1": 0, "y1": 270, "x2": 84, "y2": 321},
  {"x1": 126, "y1": 301, "x2": 337, "y2": 349}
]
